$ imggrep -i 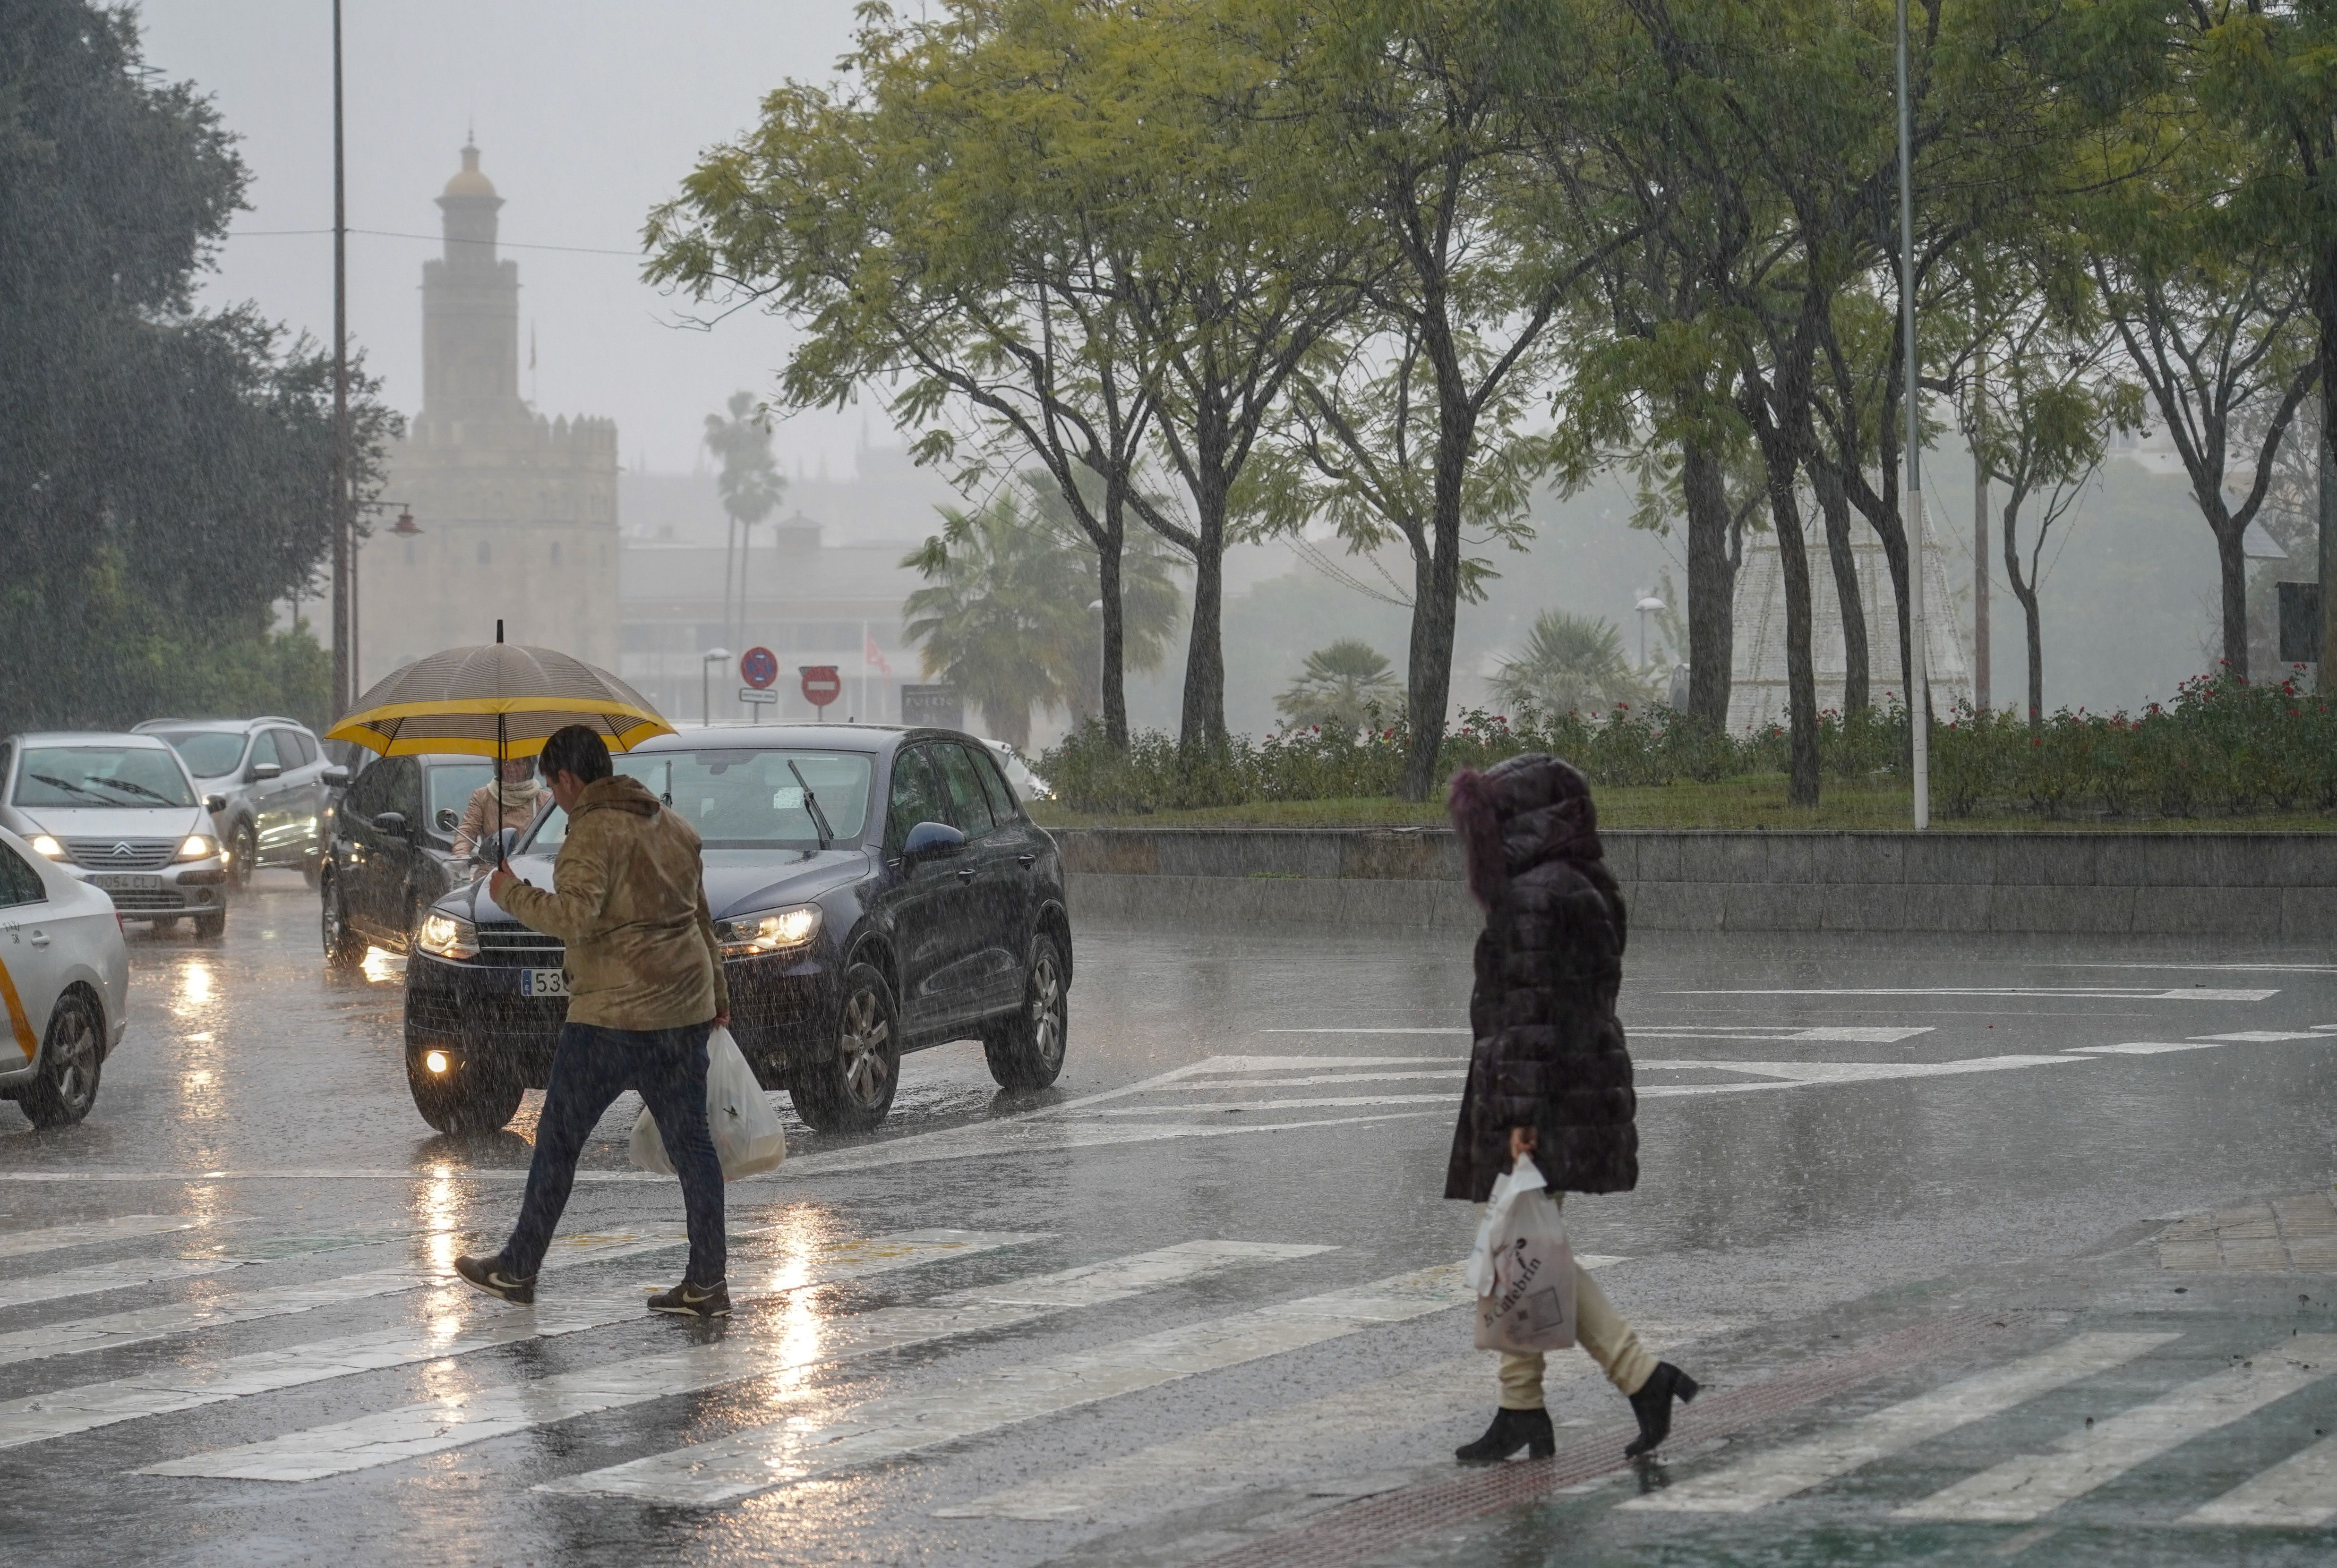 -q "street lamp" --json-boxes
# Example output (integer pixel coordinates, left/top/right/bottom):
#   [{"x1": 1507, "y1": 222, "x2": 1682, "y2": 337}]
[
  {"x1": 1897, "y1": 0, "x2": 1930, "y2": 829},
  {"x1": 1634, "y1": 596, "x2": 1666, "y2": 669},
  {"x1": 702, "y1": 648, "x2": 730, "y2": 726}
]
